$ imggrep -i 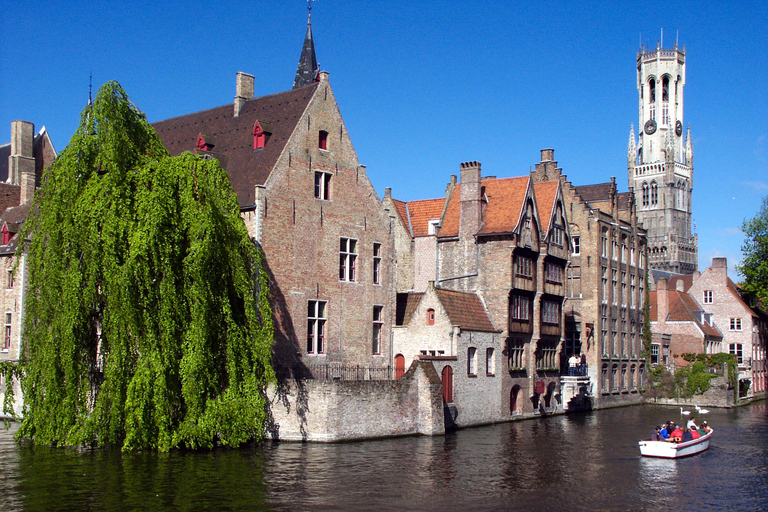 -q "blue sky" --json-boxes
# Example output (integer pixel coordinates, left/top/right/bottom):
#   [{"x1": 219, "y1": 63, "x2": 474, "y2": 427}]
[{"x1": 2, "y1": 1, "x2": 766, "y2": 279}]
